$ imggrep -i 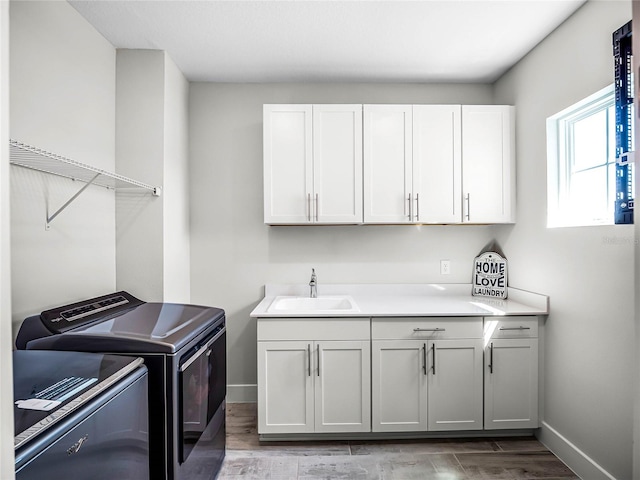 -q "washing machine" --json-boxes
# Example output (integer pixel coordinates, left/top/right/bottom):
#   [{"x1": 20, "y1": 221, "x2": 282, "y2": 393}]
[{"x1": 13, "y1": 349, "x2": 149, "y2": 479}]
